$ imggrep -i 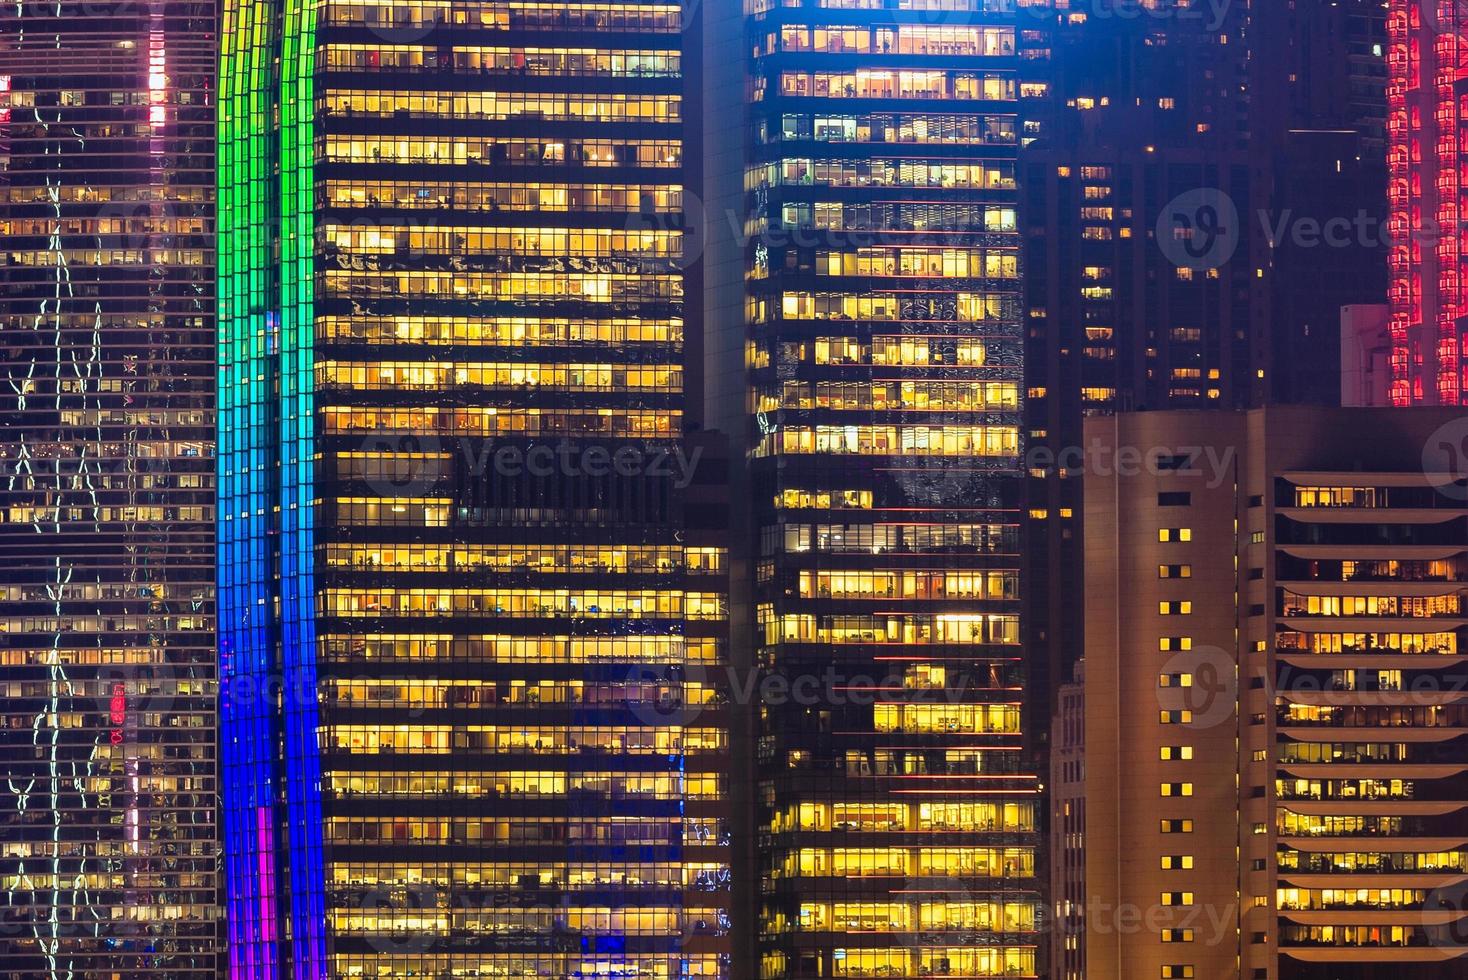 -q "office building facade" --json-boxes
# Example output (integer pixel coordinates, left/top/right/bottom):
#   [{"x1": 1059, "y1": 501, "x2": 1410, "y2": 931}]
[
  {"x1": 706, "y1": 2, "x2": 1042, "y2": 978},
  {"x1": 218, "y1": 0, "x2": 730, "y2": 977},
  {"x1": 1078, "y1": 407, "x2": 1468, "y2": 980},
  {"x1": 0, "y1": 2, "x2": 219, "y2": 976}
]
